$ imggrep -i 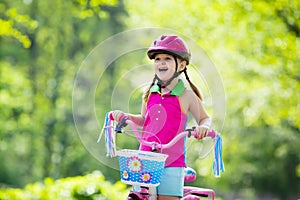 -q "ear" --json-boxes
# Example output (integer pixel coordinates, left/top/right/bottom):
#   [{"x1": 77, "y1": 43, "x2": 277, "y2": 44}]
[{"x1": 178, "y1": 60, "x2": 187, "y2": 72}]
